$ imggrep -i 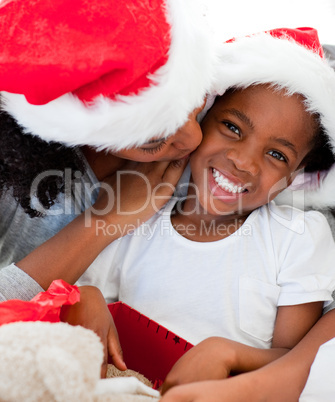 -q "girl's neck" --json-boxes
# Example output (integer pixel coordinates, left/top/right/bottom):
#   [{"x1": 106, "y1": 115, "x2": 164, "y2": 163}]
[{"x1": 81, "y1": 146, "x2": 127, "y2": 181}]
